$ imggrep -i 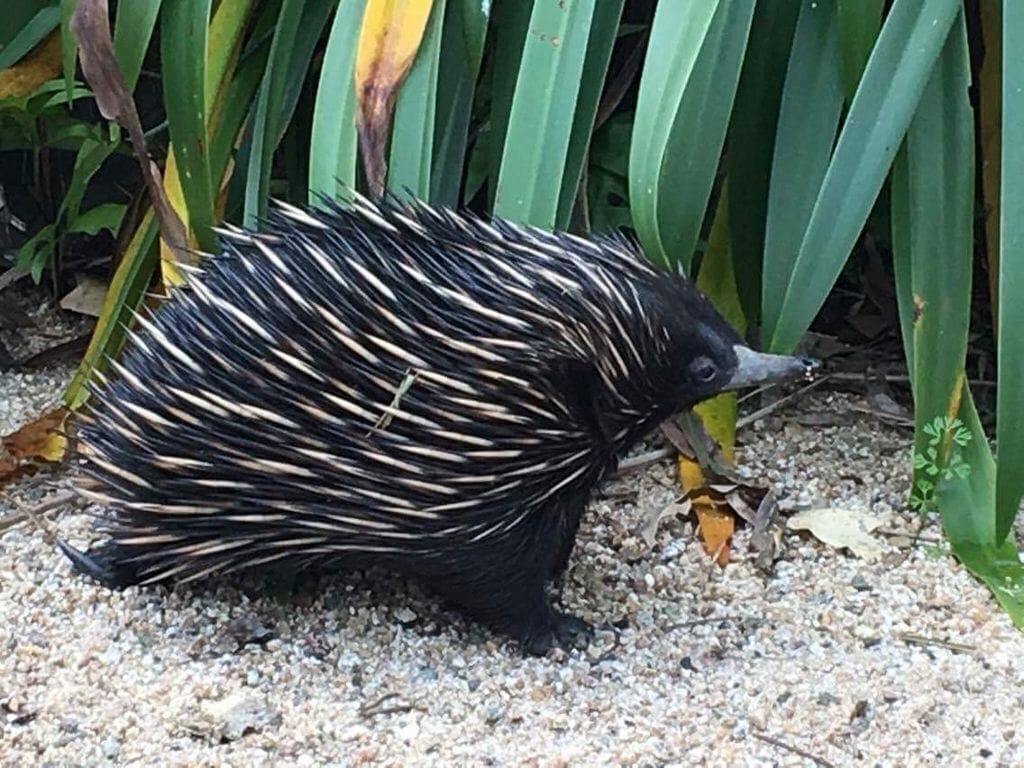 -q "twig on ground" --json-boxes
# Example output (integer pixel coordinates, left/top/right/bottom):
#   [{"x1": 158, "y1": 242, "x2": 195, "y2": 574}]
[
  {"x1": 358, "y1": 692, "x2": 420, "y2": 719},
  {"x1": 0, "y1": 489, "x2": 77, "y2": 535},
  {"x1": 663, "y1": 615, "x2": 739, "y2": 632},
  {"x1": 827, "y1": 371, "x2": 995, "y2": 388},
  {"x1": 875, "y1": 528, "x2": 944, "y2": 545},
  {"x1": 898, "y1": 633, "x2": 976, "y2": 654},
  {"x1": 751, "y1": 730, "x2": 837, "y2": 768},
  {"x1": 616, "y1": 448, "x2": 673, "y2": 475},
  {"x1": 736, "y1": 376, "x2": 832, "y2": 430}
]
